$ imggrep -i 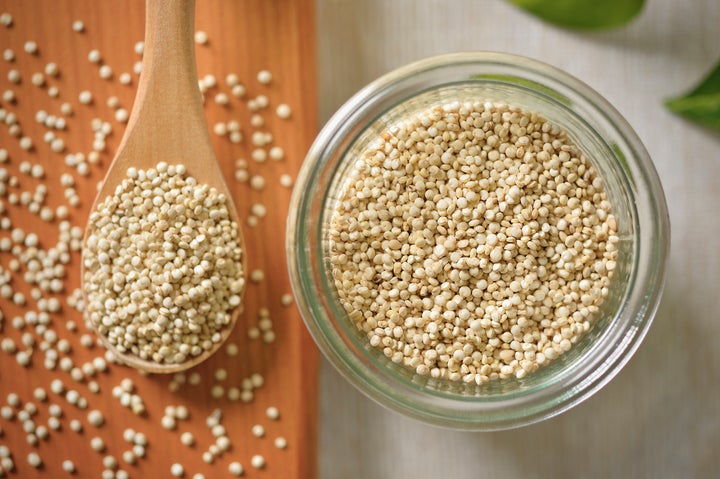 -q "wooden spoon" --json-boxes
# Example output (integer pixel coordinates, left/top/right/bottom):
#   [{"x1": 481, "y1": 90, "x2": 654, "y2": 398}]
[{"x1": 81, "y1": 0, "x2": 245, "y2": 373}]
